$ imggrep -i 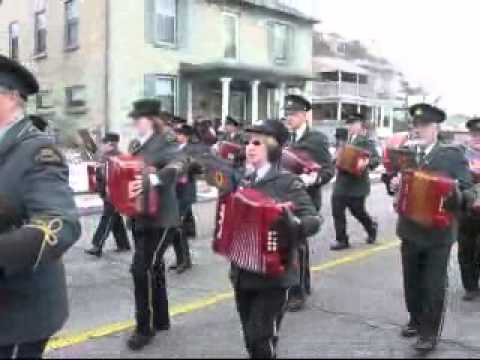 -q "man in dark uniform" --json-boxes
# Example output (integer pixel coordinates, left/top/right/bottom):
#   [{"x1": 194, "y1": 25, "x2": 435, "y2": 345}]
[
  {"x1": 457, "y1": 117, "x2": 480, "y2": 301},
  {"x1": 392, "y1": 104, "x2": 473, "y2": 353},
  {"x1": 169, "y1": 124, "x2": 199, "y2": 274},
  {"x1": 231, "y1": 119, "x2": 322, "y2": 358},
  {"x1": 0, "y1": 55, "x2": 81, "y2": 358},
  {"x1": 85, "y1": 132, "x2": 130, "y2": 257},
  {"x1": 126, "y1": 99, "x2": 187, "y2": 351},
  {"x1": 284, "y1": 94, "x2": 334, "y2": 312},
  {"x1": 331, "y1": 113, "x2": 380, "y2": 251},
  {"x1": 224, "y1": 116, "x2": 244, "y2": 144}
]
